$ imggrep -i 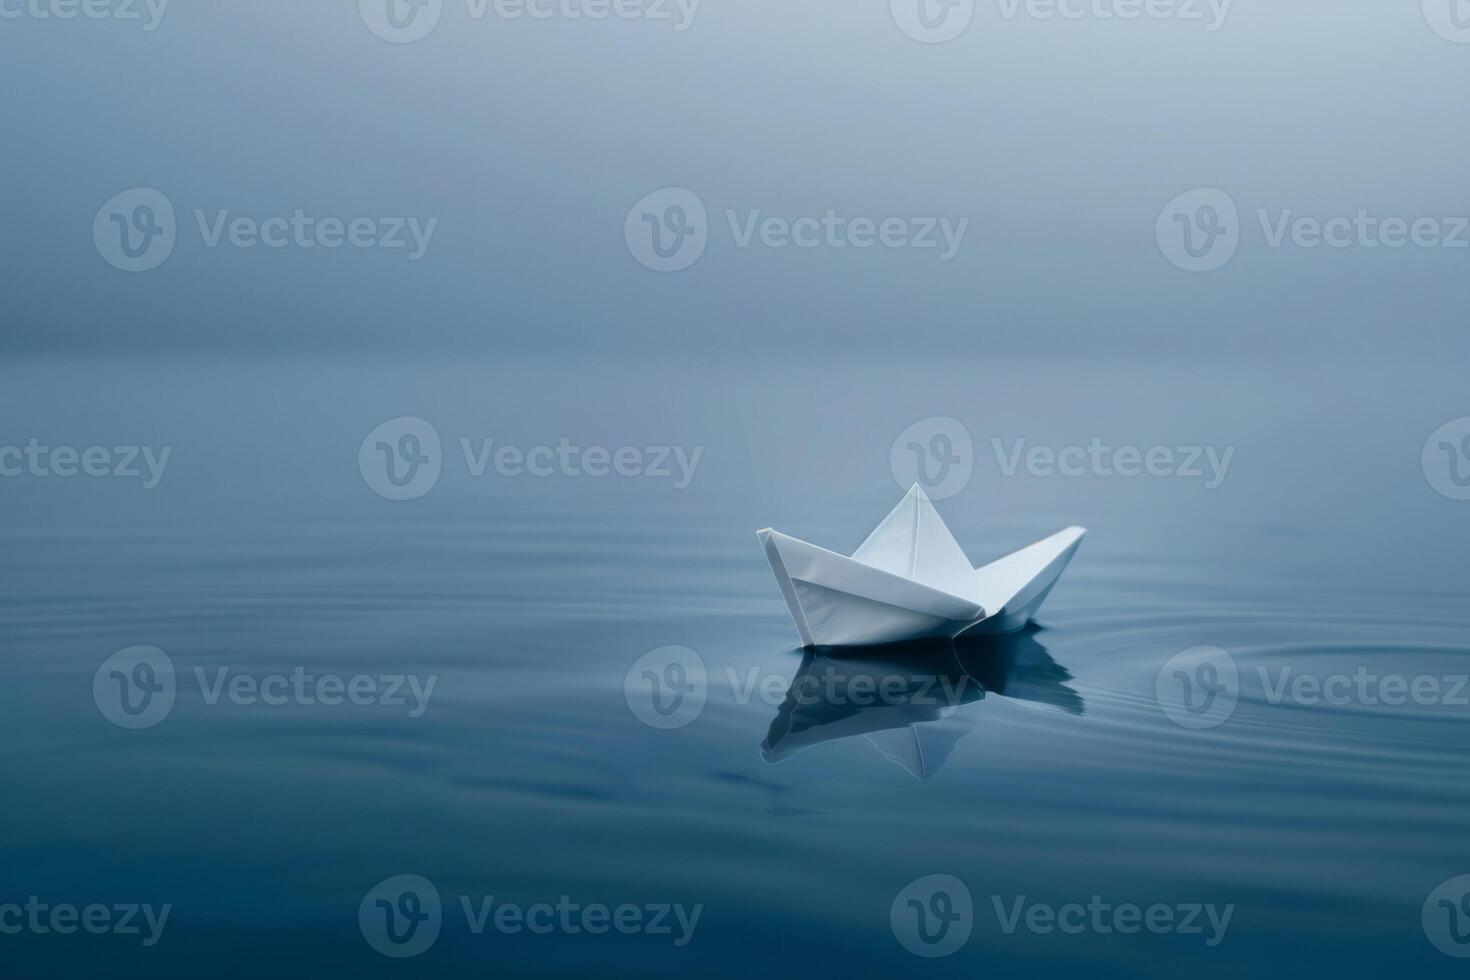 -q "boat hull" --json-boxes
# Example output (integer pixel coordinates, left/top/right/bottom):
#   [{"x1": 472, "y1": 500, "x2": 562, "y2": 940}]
[
  {"x1": 759, "y1": 528, "x2": 985, "y2": 648},
  {"x1": 757, "y1": 499, "x2": 1085, "y2": 649}
]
